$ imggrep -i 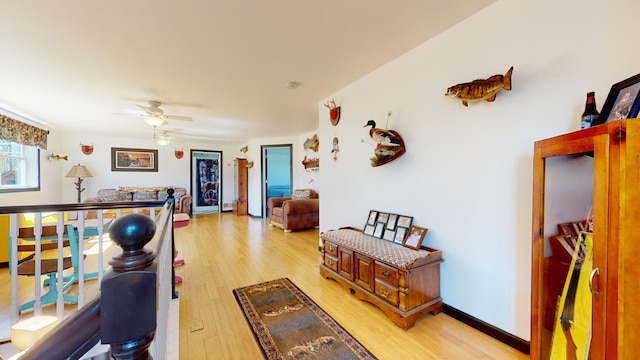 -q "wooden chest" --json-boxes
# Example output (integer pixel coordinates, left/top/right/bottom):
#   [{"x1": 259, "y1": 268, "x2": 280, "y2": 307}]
[{"x1": 320, "y1": 228, "x2": 443, "y2": 330}]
